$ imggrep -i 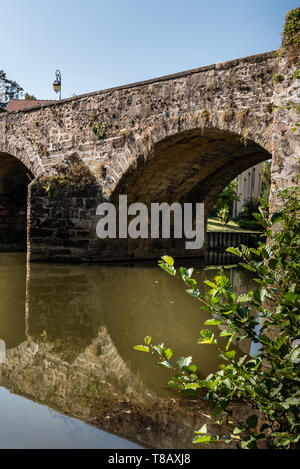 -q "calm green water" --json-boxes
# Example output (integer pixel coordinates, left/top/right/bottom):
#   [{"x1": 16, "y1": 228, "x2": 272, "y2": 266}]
[{"x1": 0, "y1": 253, "x2": 254, "y2": 449}]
